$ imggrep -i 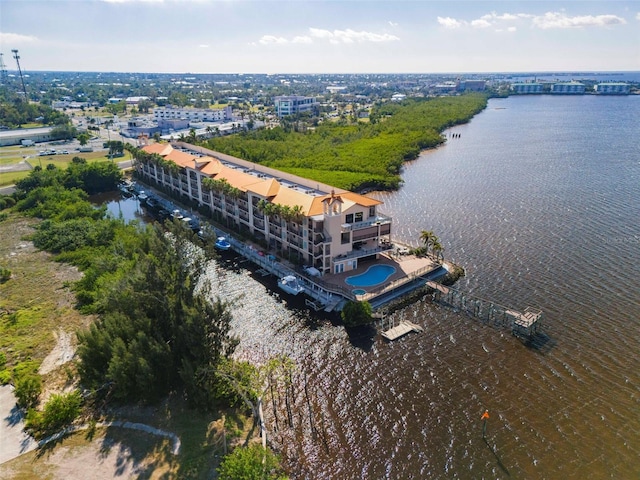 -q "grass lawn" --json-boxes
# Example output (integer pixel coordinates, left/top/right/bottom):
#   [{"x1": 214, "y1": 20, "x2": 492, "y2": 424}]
[
  {"x1": 0, "y1": 170, "x2": 31, "y2": 186},
  {"x1": 0, "y1": 215, "x2": 92, "y2": 368},
  {"x1": 0, "y1": 151, "x2": 124, "y2": 187}
]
